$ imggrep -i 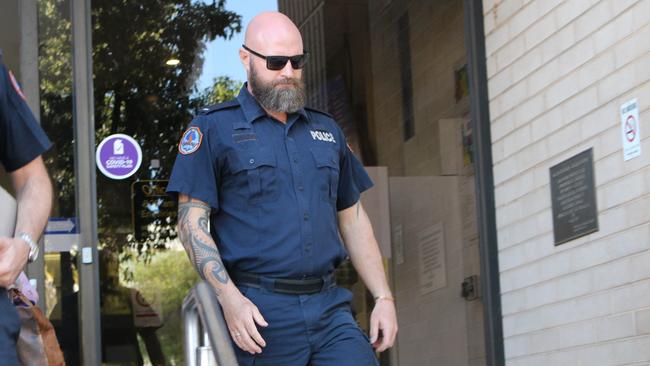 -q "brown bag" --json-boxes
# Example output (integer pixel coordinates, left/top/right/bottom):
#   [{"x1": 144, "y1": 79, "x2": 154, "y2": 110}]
[{"x1": 9, "y1": 288, "x2": 65, "y2": 366}]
